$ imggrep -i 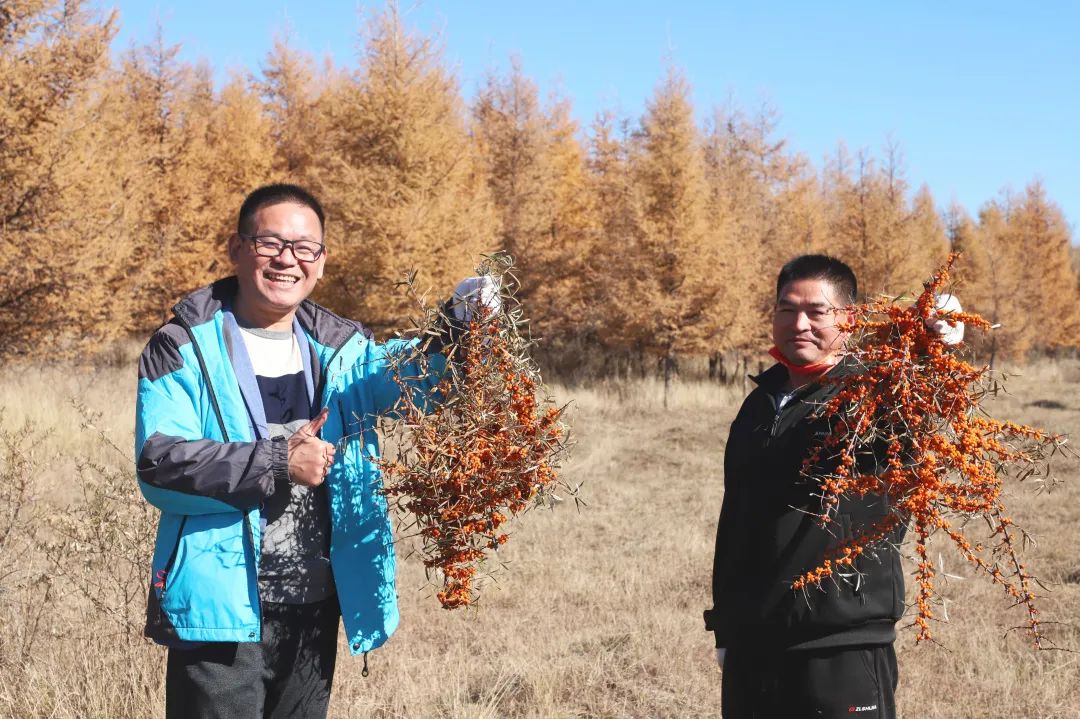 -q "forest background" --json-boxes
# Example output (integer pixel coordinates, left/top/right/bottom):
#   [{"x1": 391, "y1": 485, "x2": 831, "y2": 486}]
[{"x1": 4, "y1": 0, "x2": 1079, "y2": 373}]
